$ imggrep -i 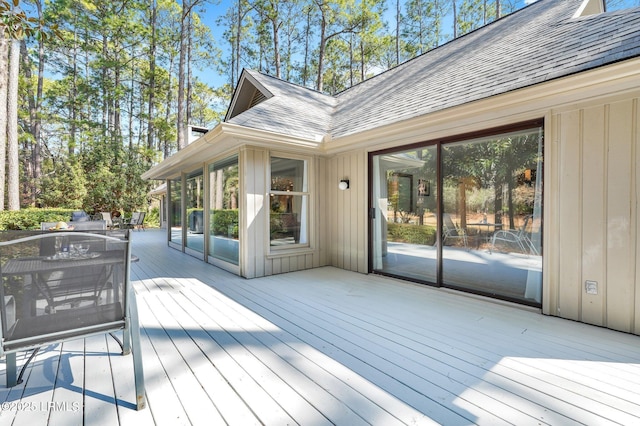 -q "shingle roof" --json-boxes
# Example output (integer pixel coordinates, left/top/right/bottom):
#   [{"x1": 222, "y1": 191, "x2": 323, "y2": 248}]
[
  {"x1": 226, "y1": 71, "x2": 335, "y2": 141},
  {"x1": 226, "y1": 0, "x2": 640, "y2": 141}
]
